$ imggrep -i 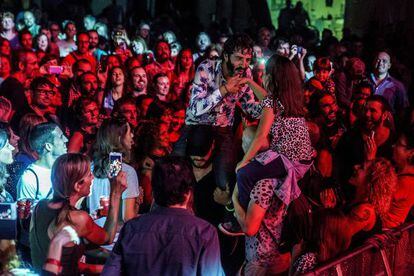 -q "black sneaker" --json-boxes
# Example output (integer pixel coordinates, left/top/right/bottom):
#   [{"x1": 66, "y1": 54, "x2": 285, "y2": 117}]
[{"x1": 218, "y1": 221, "x2": 245, "y2": 237}]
